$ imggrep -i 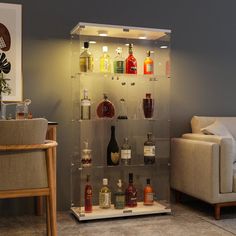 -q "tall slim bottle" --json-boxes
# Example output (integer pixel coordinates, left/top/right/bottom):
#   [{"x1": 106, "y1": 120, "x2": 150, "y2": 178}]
[
  {"x1": 80, "y1": 42, "x2": 94, "y2": 72},
  {"x1": 125, "y1": 44, "x2": 137, "y2": 74},
  {"x1": 120, "y1": 137, "x2": 131, "y2": 165},
  {"x1": 144, "y1": 178, "x2": 154, "y2": 205},
  {"x1": 99, "y1": 178, "x2": 111, "y2": 209},
  {"x1": 114, "y1": 179, "x2": 125, "y2": 209},
  {"x1": 100, "y1": 46, "x2": 111, "y2": 73},
  {"x1": 107, "y1": 126, "x2": 120, "y2": 166},
  {"x1": 81, "y1": 89, "x2": 91, "y2": 120},
  {"x1": 125, "y1": 173, "x2": 137, "y2": 207},
  {"x1": 114, "y1": 47, "x2": 125, "y2": 73},
  {"x1": 84, "y1": 175, "x2": 92, "y2": 213}
]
